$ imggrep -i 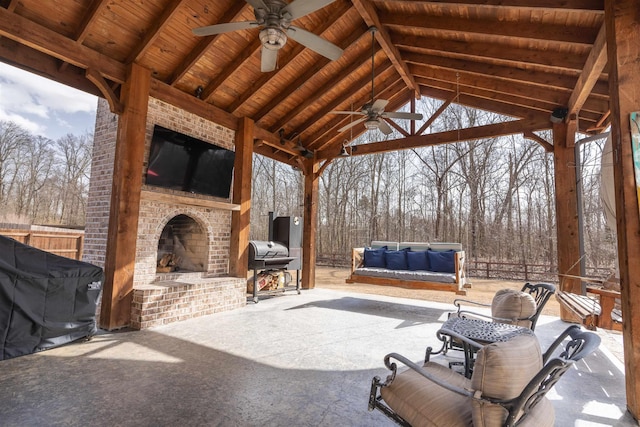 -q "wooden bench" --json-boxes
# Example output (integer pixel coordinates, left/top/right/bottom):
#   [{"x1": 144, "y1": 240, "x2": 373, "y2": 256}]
[{"x1": 556, "y1": 287, "x2": 622, "y2": 331}]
